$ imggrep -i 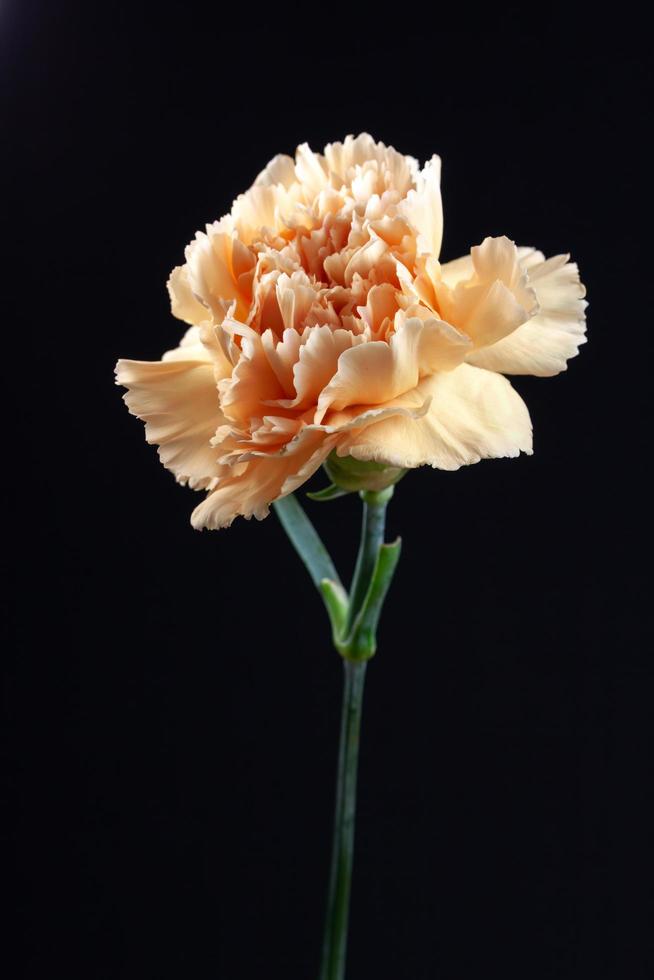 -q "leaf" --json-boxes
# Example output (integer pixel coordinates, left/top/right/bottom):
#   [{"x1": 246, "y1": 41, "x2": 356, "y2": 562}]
[
  {"x1": 319, "y1": 578, "x2": 349, "y2": 644},
  {"x1": 273, "y1": 494, "x2": 344, "y2": 591},
  {"x1": 340, "y1": 538, "x2": 402, "y2": 660}
]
